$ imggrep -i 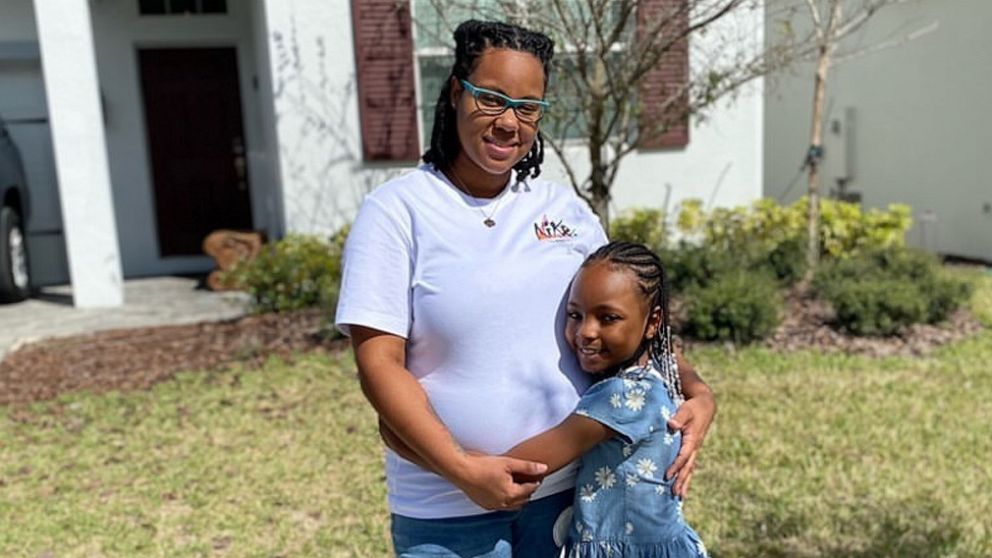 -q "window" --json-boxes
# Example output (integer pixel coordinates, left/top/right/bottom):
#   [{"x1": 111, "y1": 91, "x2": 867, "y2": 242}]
[
  {"x1": 411, "y1": 0, "x2": 462, "y2": 146},
  {"x1": 139, "y1": 0, "x2": 227, "y2": 15}
]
